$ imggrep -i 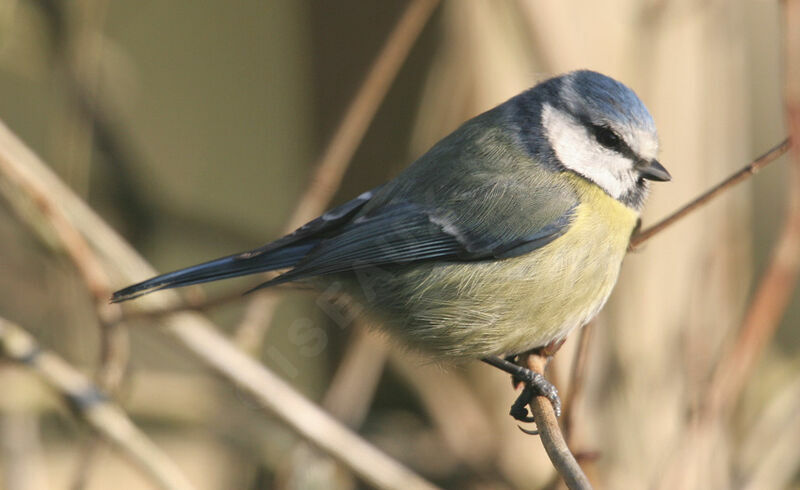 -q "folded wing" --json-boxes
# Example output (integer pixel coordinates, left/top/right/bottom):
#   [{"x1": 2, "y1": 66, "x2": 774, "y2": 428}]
[{"x1": 112, "y1": 175, "x2": 579, "y2": 302}]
